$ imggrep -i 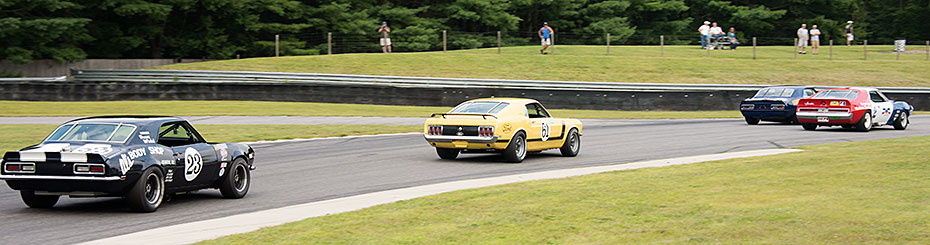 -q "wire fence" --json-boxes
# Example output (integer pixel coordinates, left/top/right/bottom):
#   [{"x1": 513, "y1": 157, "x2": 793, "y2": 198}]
[{"x1": 258, "y1": 31, "x2": 930, "y2": 61}]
